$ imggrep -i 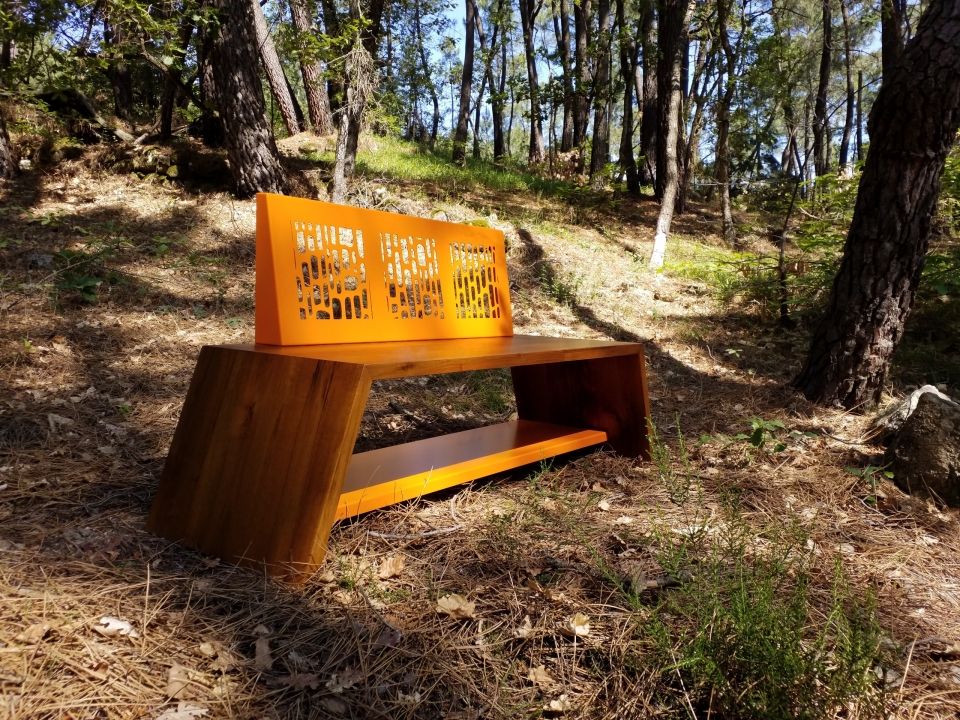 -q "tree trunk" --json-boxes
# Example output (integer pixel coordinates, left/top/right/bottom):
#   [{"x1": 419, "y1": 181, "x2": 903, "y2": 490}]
[
  {"x1": 649, "y1": 0, "x2": 694, "y2": 268},
  {"x1": 572, "y1": 0, "x2": 592, "y2": 160},
  {"x1": 654, "y1": 0, "x2": 689, "y2": 203},
  {"x1": 413, "y1": 2, "x2": 441, "y2": 148},
  {"x1": 880, "y1": 0, "x2": 905, "y2": 77},
  {"x1": 494, "y1": 15, "x2": 508, "y2": 159},
  {"x1": 589, "y1": 0, "x2": 613, "y2": 187},
  {"x1": 617, "y1": 0, "x2": 639, "y2": 195},
  {"x1": 290, "y1": 0, "x2": 334, "y2": 134},
  {"x1": 452, "y1": 0, "x2": 476, "y2": 164},
  {"x1": 103, "y1": 19, "x2": 135, "y2": 122},
  {"x1": 716, "y1": 0, "x2": 737, "y2": 246},
  {"x1": 159, "y1": 13, "x2": 195, "y2": 140},
  {"x1": 837, "y1": 0, "x2": 855, "y2": 172},
  {"x1": 519, "y1": 0, "x2": 545, "y2": 164},
  {"x1": 320, "y1": 0, "x2": 343, "y2": 116},
  {"x1": 812, "y1": 0, "x2": 832, "y2": 178},
  {"x1": 553, "y1": 0, "x2": 574, "y2": 151},
  {"x1": 856, "y1": 69, "x2": 864, "y2": 161},
  {"x1": 207, "y1": 0, "x2": 287, "y2": 197},
  {"x1": 793, "y1": 0, "x2": 960, "y2": 409},
  {"x1": 638, "y1": 0, "x2": 657, "y2": 186},
  {"x1": 0, "y1": 111, "x2": 16, "y2": 179},
  {"x1": 251, "y1": 0, "x2": 303, "y2": 136}
]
